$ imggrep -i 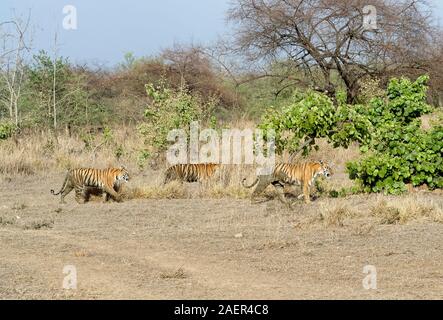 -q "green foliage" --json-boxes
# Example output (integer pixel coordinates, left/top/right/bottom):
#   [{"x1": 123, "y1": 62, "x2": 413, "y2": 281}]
[
  {"x1": 139, "y1": 81, "x2": 217, "y2": 151},
  {"x1": 259, "y1": 90, "x2": 372, "y2": 154},
  {"x1": 80, "y1": 132, "x2": 94, "y2": 150},
  {"x1": 115, "y1": 145, "x2": 124, "y2": 160},
  {"x1": 385, "y1": 75, "x2": 432, "y2": 123},
  {"x1": 259, "y1": 91, "x2": 336, "y2": 155},
  {"x1": 120, "y1": 52, "x2": 137, "y2": 70},
  {"x1": 137, "y1": 150, "x2": 151, "y2": 169},
  {"x1": 260, "y1": 75, "x2": 441, "y2": 194},
  {"x1": 347, "y1": 75, "x2": 441, "y2": 193},
  {"x1": 23, "y1": 51, "x2": 103, "y2": 128},
  {"x1": 0, "y1": 120, "x2": 16, "y2": 140},
  {"x1": 330, "y1": 104, "x2": 373, "y2": 149},
  {"x1": 347, "y1": 154, "x2": 409, "y2": 194},
  {"x1": 328, "y1": 186, "x2": 363, "y2": 198},
  {"x1": 102, "y1": 126, "x2": 114, "y2": 145},
  {"x1": 348, "y1": 124, "x2": 443, "y2": 192}
]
